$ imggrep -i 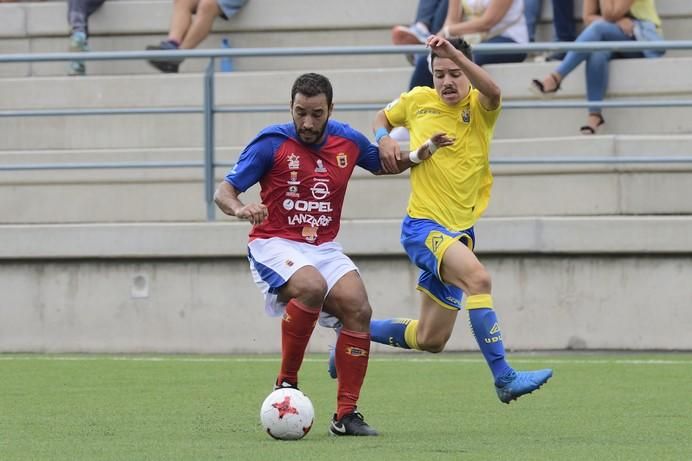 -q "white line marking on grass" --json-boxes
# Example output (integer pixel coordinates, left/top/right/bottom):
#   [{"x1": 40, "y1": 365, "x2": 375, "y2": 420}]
[{"x1": 0, "y1": 356, "x2": 690, "y2": 365}]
